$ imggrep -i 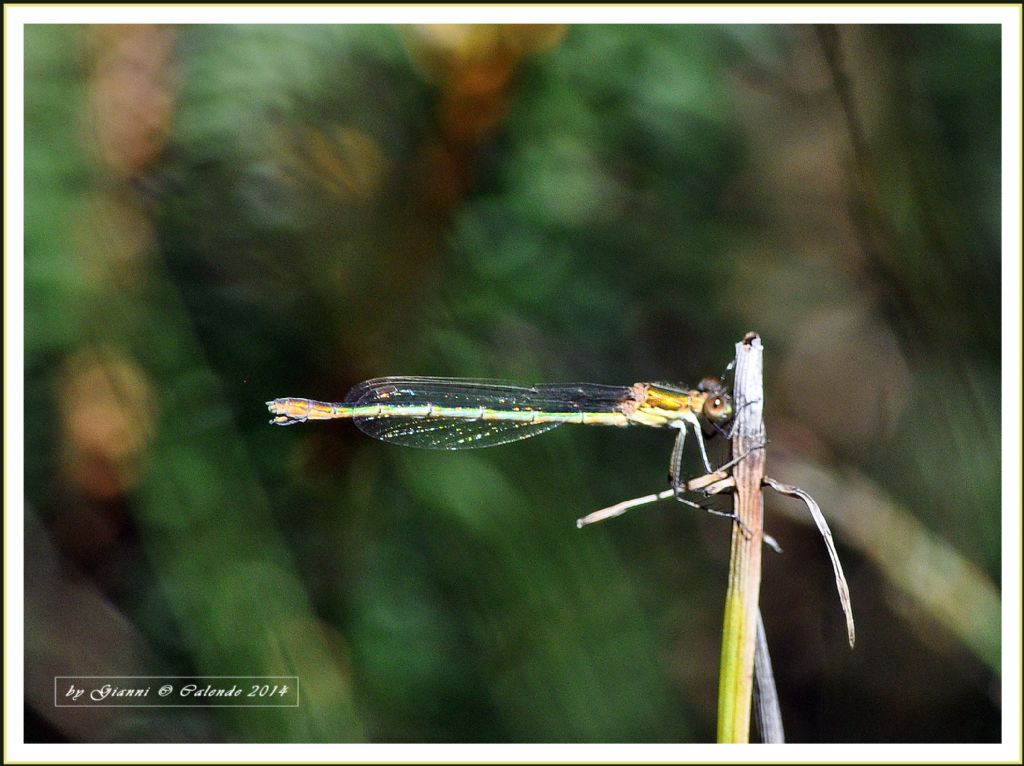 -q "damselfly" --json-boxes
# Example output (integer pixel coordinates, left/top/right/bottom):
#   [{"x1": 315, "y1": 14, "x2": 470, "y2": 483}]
[
  {"x1": 266, "y1": 372, "x2": 855, "y2": 646},
  {"x1": 267, "y1": 376, "x2": 735, "y2": 503}
]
